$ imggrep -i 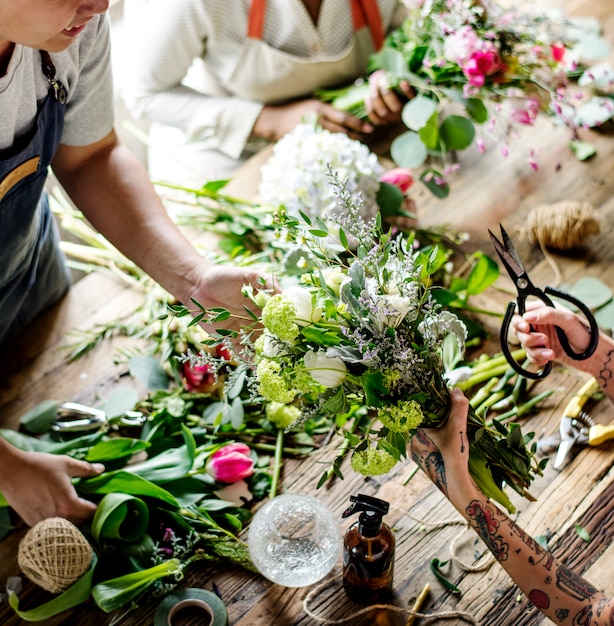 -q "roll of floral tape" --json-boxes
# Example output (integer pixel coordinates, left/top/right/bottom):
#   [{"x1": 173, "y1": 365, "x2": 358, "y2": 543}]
[{"x1": 154, "y1": 588, "x2": 229, "y2": 626}]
